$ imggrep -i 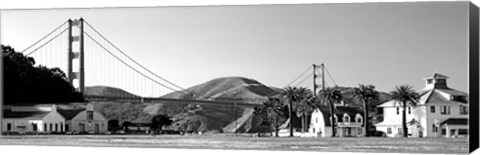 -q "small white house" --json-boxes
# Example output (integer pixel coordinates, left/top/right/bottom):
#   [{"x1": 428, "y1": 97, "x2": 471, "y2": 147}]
[
  {"x1": 2, "y1": 103, "x2": 108, "y2": 134},
  {"x1": 2, "y1": 104, "x2": 66, "y2": 134},
  {"x1": 374, "y1": 73, "x2": 469, "y2": 138},
  {"x1": 307, "y1": 105, "x2": 364, "y2": 137},
  {"x1": 67, "y1": 104, "x2": 108, "y2": 134}
]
